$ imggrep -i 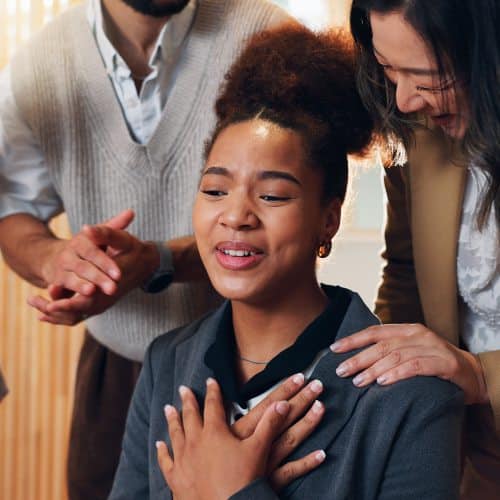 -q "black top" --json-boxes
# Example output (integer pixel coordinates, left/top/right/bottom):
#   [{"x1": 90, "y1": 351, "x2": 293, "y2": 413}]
[{"x1": 204, "y1": 285, "x2": 351, "y2": 407}]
